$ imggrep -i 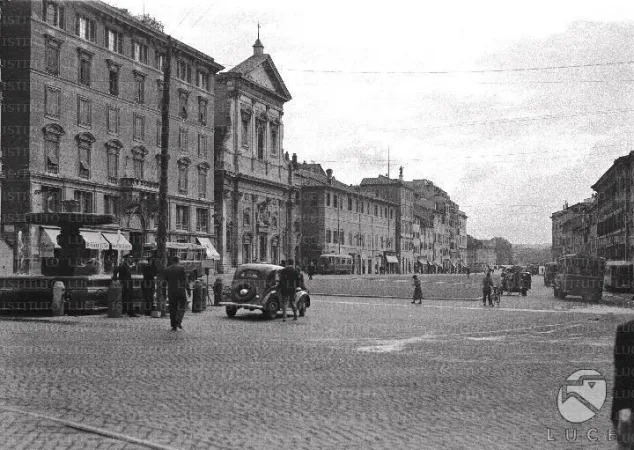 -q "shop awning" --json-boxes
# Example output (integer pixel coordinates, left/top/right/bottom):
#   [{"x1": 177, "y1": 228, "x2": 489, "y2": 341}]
[
  {"x1": 80, "y1": 230, "x2": 110, "y2": 250},
  {"x1": 386, "y1": 255, "x2": 399, "y2": 264},
  {"x1": 40, "y1": 226, "x2": 61, "y2": 257},
  {"x1": 196, "y1": 237, "x2": 220, "y2": 259},
  {"x1": 101, "y1": 231, "x2": 132, "y2": 251}
]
